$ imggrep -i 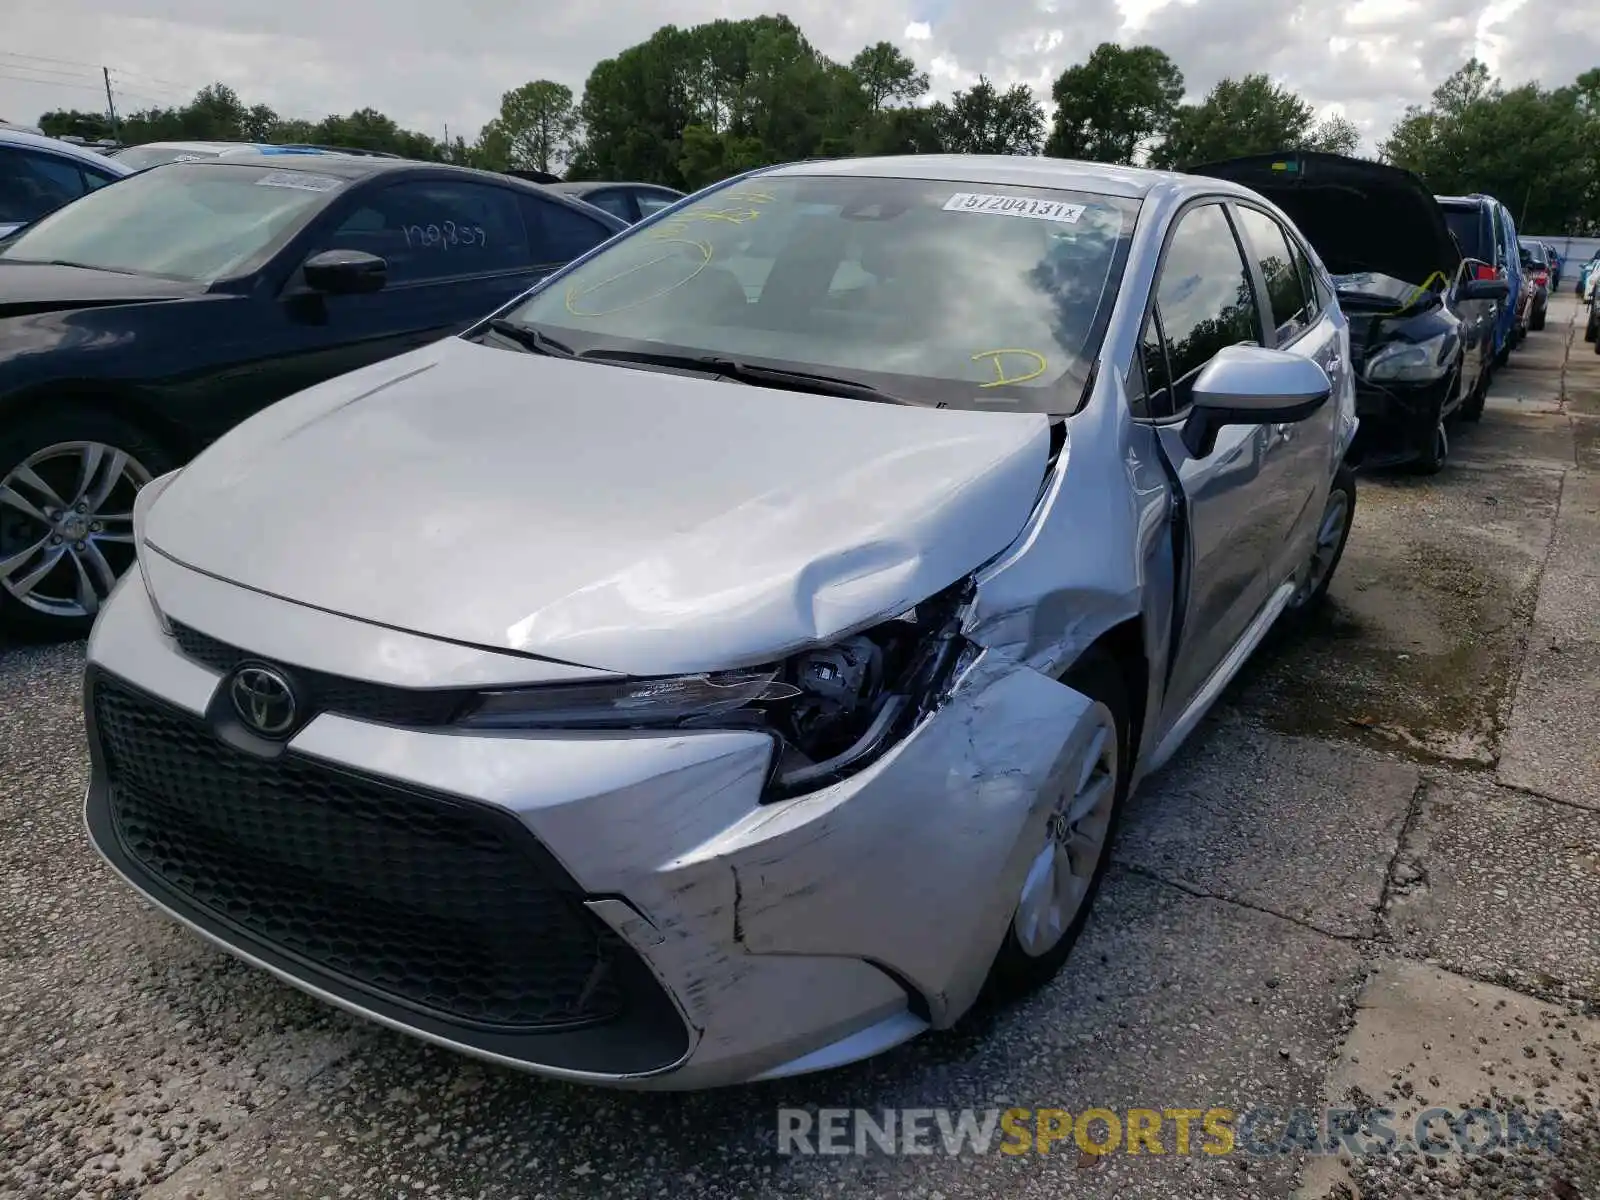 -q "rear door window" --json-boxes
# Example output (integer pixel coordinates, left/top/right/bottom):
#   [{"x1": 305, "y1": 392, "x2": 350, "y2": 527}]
[
  {"x1": 522, "y1": 195, "x2": 615, "y2": 266},
  {"x1": 1442, "y1": 206, "x2": 1485, "y2": 262},
  {"x1": 577, "y1": 189, "x2": 635, "y2": 222},
  {"x1": 0, "y1": 147, "x2": 91, "y2": 224},
  {"x1": 322, "y1": 179, "x2": 531, "y2": 283},
  {"x1": 1233, "y1": 205, "x2": 1313, "y2": 343}
]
